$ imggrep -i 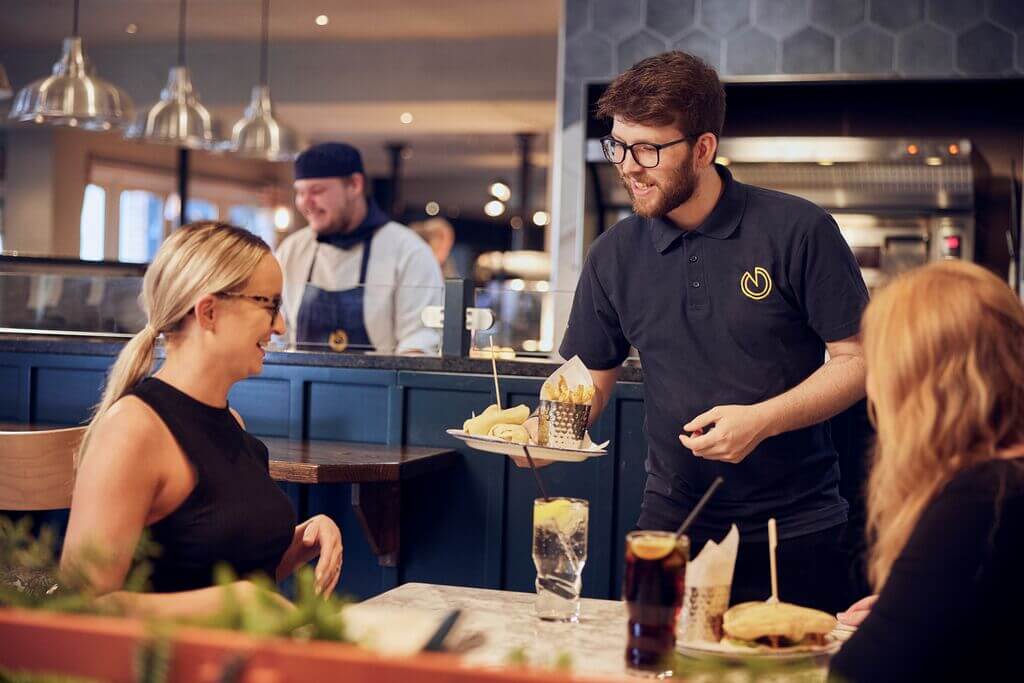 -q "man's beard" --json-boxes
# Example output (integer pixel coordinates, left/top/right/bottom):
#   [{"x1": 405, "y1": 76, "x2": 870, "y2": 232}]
[{"x1": 621, "y1": 161, "x2": 698, "y2": 219}]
